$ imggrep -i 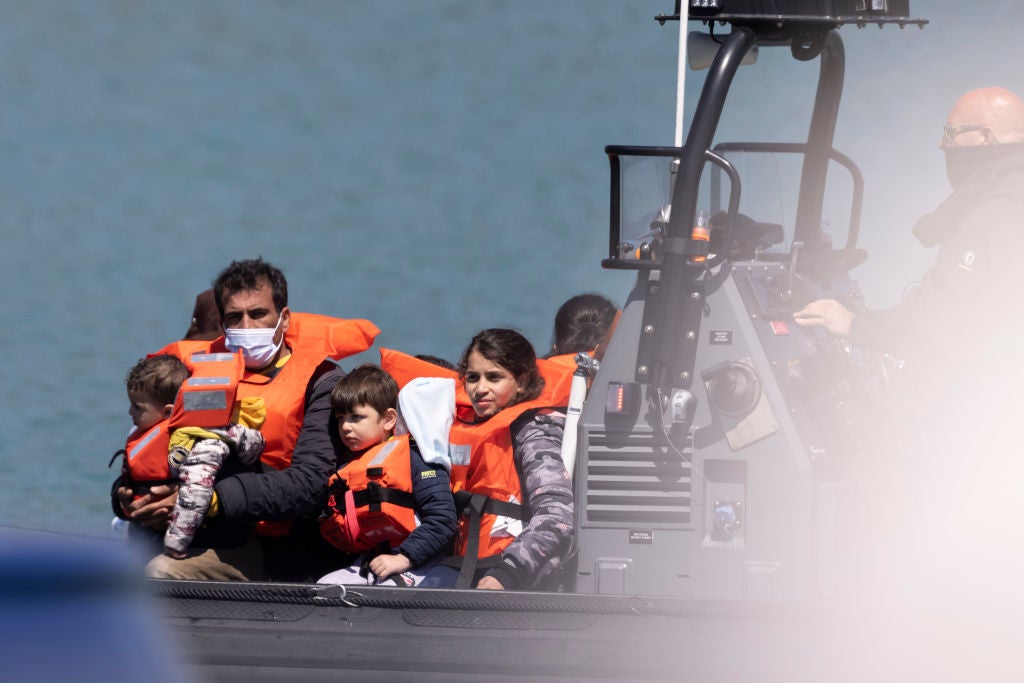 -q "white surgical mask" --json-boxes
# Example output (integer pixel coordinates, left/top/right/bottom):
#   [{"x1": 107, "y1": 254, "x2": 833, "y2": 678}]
[{"x1": 224, "y1": 313, "x2": 284, "y2": 369}]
